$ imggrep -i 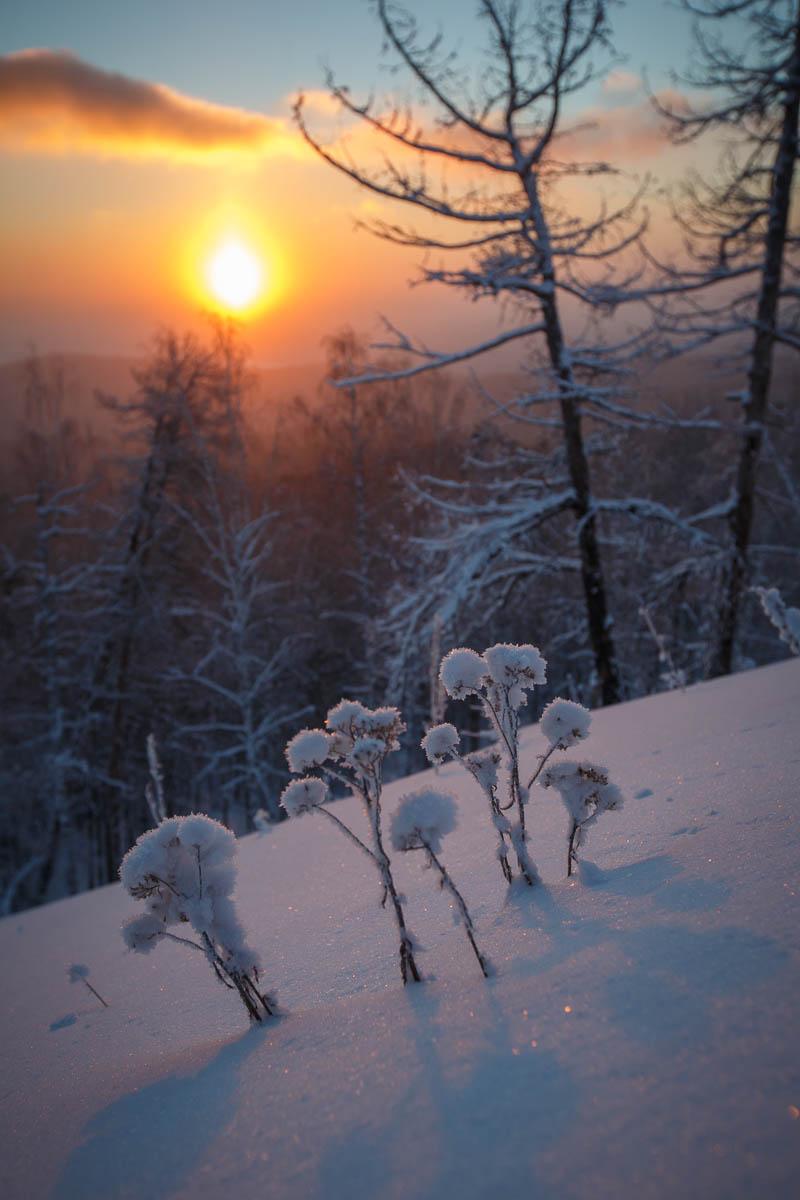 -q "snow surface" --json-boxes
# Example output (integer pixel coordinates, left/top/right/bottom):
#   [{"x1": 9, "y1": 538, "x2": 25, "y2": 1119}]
[{"x1": 2, "y1": 658, "x2": 800, "y2": 1199}]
